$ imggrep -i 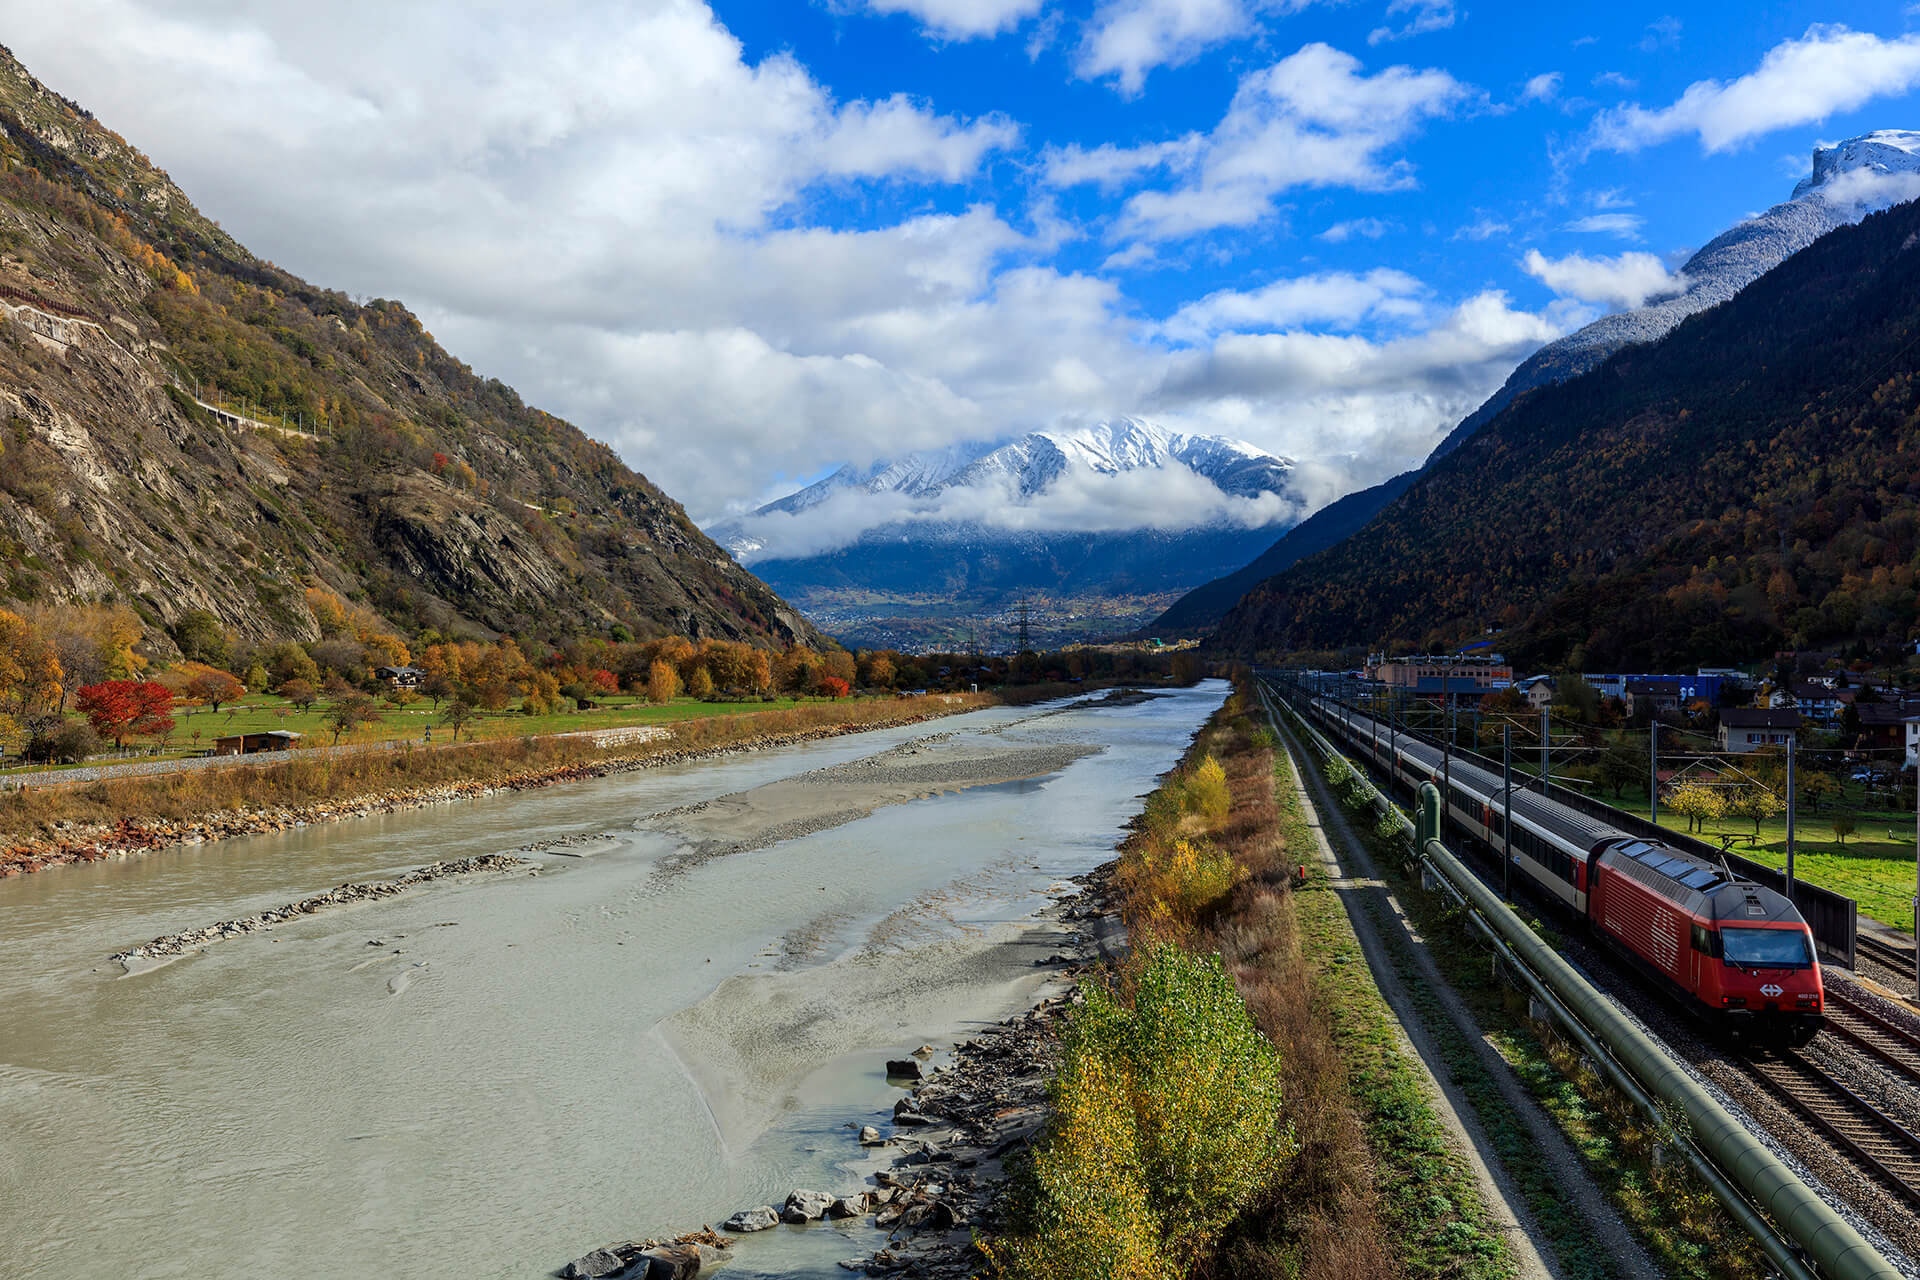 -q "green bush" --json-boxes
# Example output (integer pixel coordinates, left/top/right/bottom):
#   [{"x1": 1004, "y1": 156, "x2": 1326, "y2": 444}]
[{"x1": 992, "y1": 943, "x2": 1289, "y2": 1278}]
